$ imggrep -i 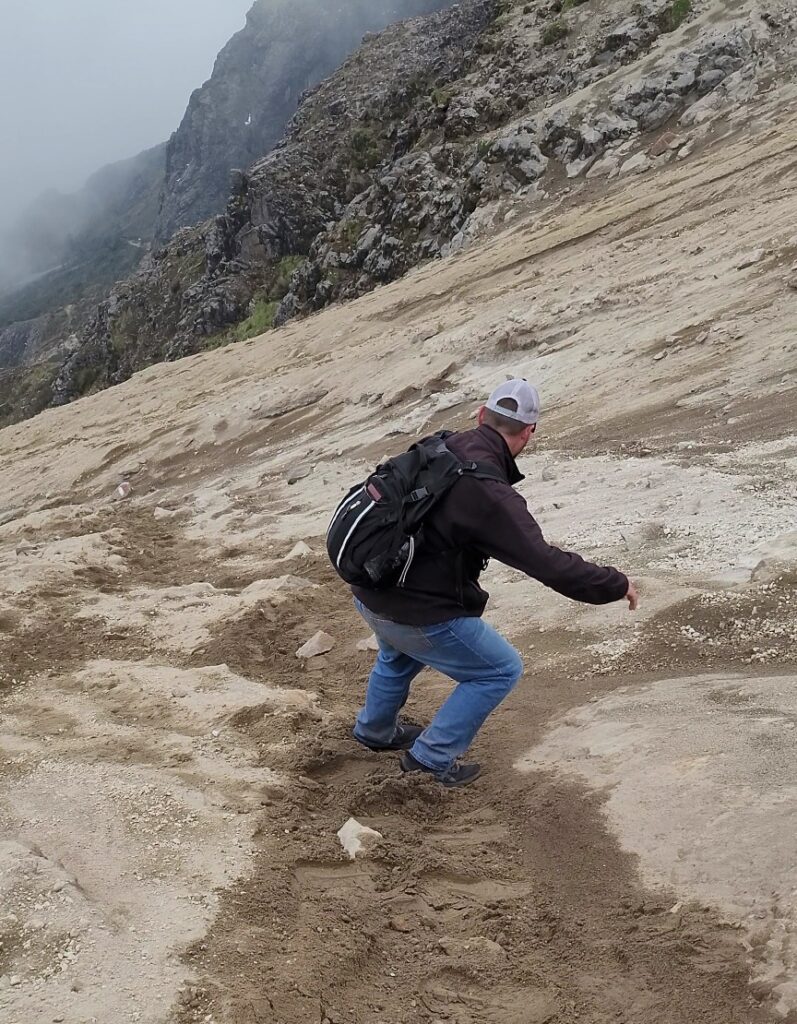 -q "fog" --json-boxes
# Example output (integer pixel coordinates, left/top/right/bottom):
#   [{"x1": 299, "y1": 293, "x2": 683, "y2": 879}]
[{"x1": 0, "y1": 0, "x2": 254, "y2": 237}]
